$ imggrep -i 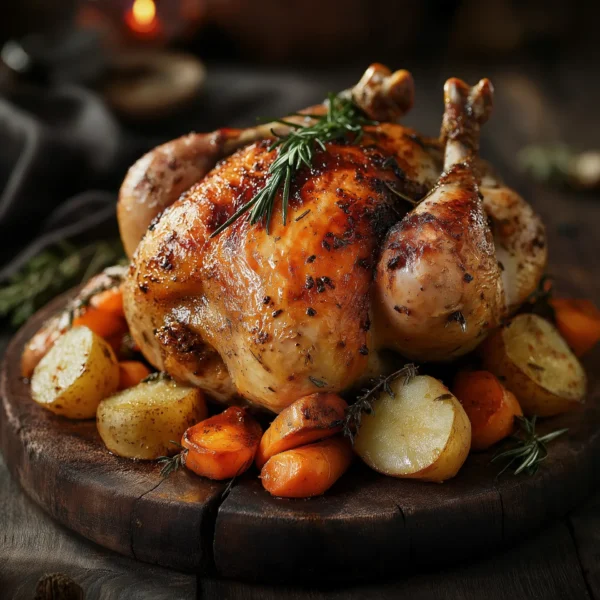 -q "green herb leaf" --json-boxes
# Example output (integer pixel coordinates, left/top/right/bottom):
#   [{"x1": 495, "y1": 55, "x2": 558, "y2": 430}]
[
  {"x1": 492, "y1": 415, "x2": 568, "y2": 477},
  {"x1": 343, "y1": 363, "x2": 418, "y2": 444},
  {"x1": 0, "y1": 239, "x2": 126, "y2": 327},
  {"x1": 210, "y1": 94, "x2": 375, "y2": 237},
  {"x1": 157, "y1": 440, "x2": 188, "y2": 478}
]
